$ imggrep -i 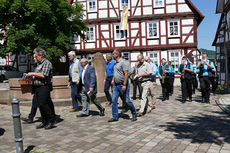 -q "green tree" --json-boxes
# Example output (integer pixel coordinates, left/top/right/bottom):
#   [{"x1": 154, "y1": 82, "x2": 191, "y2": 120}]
[{"x1": 0, "y1": 0, "x2": 86, "y2": 60}]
